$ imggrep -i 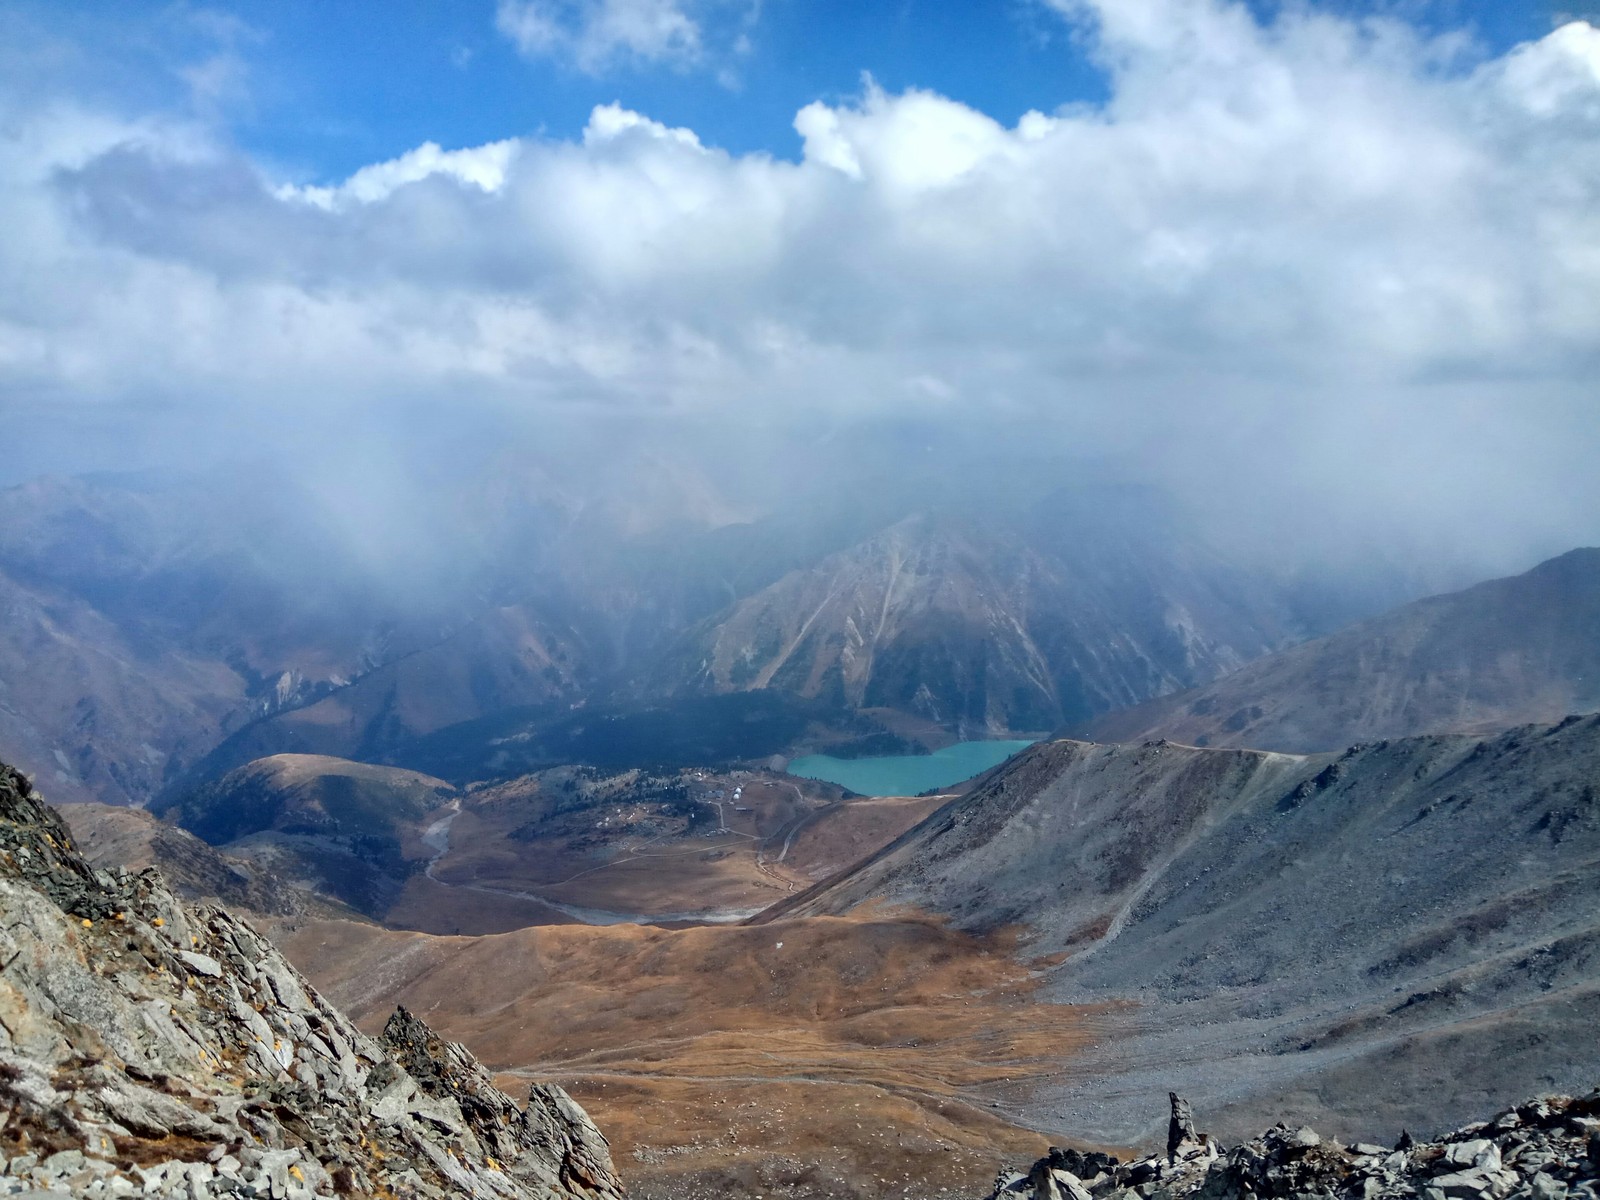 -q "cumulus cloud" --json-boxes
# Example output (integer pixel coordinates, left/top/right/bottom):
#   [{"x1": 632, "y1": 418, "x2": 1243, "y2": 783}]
[
  {"x1": 2, "y1": 0, "x2": 1600, "y2": 569},
  {"x1": 275, "y1": 139, "x2": 522, "y2": 209}
]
